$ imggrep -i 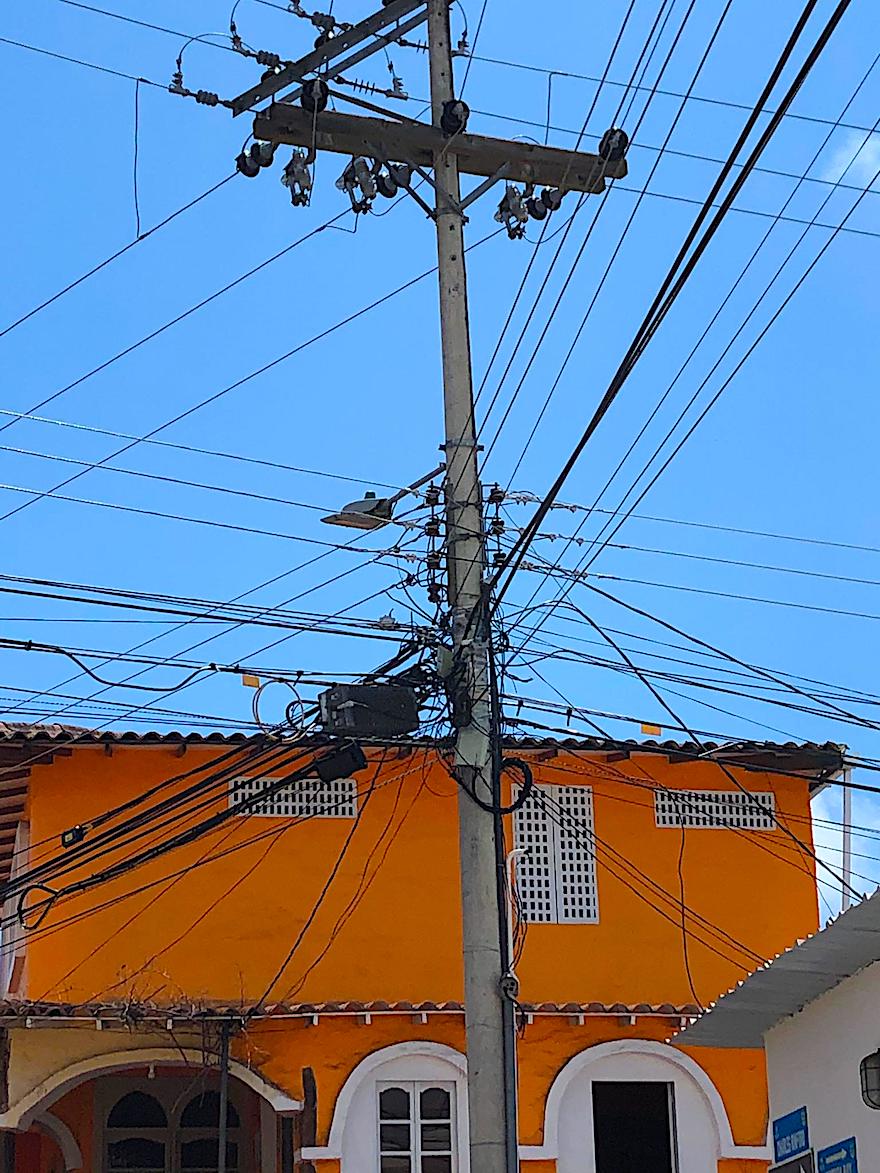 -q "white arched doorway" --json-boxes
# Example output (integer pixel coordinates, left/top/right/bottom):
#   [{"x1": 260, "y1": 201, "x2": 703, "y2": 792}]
[
  {"x1": 520, "y1": 1039, "x2": 770, "y2": 1171},
  {"x1": 303, "y1": 1041, "x2": 470, "y2": 1173}
]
